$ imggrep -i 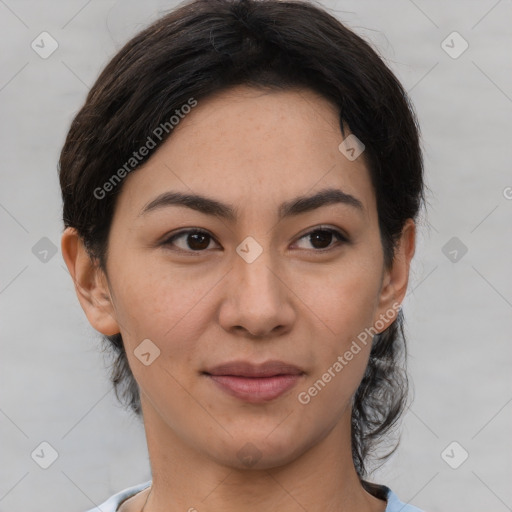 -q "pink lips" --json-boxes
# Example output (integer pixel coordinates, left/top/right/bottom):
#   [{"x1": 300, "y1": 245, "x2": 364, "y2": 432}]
[{"x1": 203, "y1": 360, "x2": 305, "y2": 403}]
